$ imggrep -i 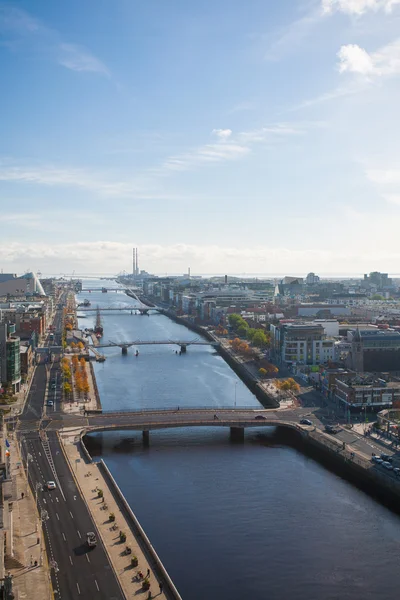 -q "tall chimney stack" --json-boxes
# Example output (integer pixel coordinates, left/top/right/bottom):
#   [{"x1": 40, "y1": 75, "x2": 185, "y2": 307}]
[
  {"x1": 135, "y1": 248, "x2": 139, "y2": 276},
  {"x1": 132, "y1": 248, "x2": 135, "y2": 276}
]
